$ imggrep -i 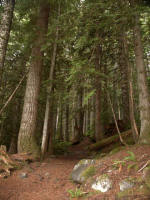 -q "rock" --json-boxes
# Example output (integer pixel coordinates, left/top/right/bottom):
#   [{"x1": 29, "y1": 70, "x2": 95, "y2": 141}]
[
  {"x1": 71, "y1": 159, "x2": 95, "y2": 184},
  {"x1": 119, "y1": 178, "x2": 135, "y2": 191},
  {"x1": 19, "y1": 172, "x2": 28, "y2": 179},
  {"x1": 91, "y1": 174, "x2": 112, "y2": 192}
]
